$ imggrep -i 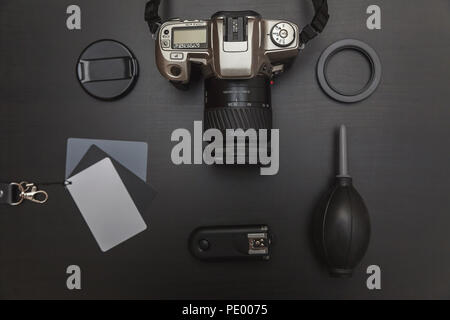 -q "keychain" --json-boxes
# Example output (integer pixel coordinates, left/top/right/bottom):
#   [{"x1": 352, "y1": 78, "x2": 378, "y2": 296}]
[
  {"x1": 0, "y1": 180, "x2": 70, "y2": 206},
  {"x1": 10, "y1": 182, "x2": 49, "y2": 205}
]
